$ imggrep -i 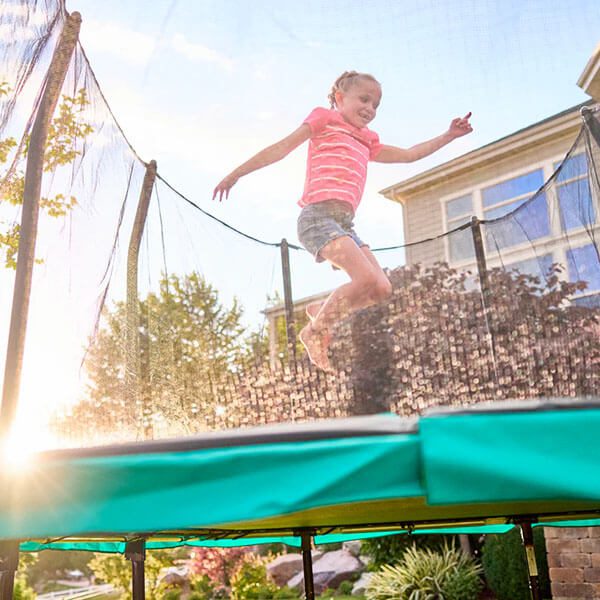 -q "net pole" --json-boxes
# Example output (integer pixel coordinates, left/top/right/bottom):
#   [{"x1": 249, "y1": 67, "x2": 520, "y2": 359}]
[
  {"x1": 126, "y1": 160, "x2": 157, "y2": 440},
  {"x1": 581, "y1": 106, "x2": 600, "y2": 146},
  {"x1": 280, "y1": 238, "x2": 297, "y2": 361},
  {"x1": 0, "y1": 541, "x2": 19, "y2": 600},
  {"x1": 470, "y1": 216, "x2": 499, "y2": 383},
  {"x1": 0, "y1": 12, "x2": 82, "y2": 439}
]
